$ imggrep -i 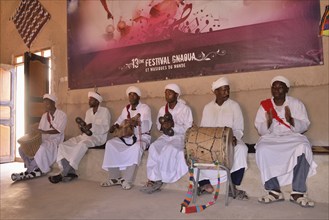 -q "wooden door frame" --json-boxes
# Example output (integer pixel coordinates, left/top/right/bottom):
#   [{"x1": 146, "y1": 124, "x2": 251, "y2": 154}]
[{"x1": 24, "y1": 52, "x2": 49, "y2": 132}]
